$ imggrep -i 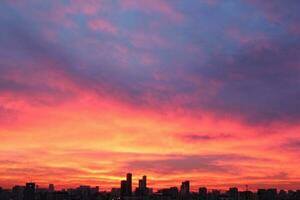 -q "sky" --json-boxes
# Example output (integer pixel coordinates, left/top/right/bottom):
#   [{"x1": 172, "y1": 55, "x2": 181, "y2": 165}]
[{"x1": 1, "y1": 0, "x2": 300, "y2": 191}]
